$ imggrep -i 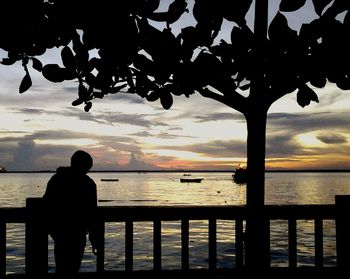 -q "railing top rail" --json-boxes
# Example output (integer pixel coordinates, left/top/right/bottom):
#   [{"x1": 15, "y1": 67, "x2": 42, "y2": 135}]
[{"x1": 0, "y1": 204, "x2": 337, "y2": 223}]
